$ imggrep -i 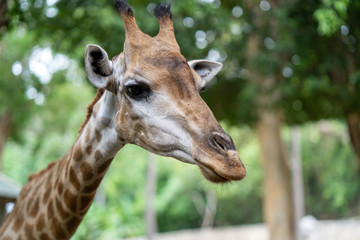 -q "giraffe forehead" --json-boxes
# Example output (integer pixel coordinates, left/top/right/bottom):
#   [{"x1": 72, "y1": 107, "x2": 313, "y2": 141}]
[
  {"x1": 144, "y1": 52, "x2": 188, "y2": 72},
  {"x1": 129, "y1": 43, "x2": 183, "y2": 63},
  {"x1": 113, "y1": 40, "x2": 197, "y2": 97},
  {"x1": 128, "y1": 55, "x2": 197, "y2": 99},
  {"x1": 125, "y1": 35, "x2": 180, "y2": 60},
  {"x1": 127, "y1": 25, "x2": 179, "y2": 44},
  {"x1": 121, "y1": 45, "x2": 193, "y2": 81}
]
